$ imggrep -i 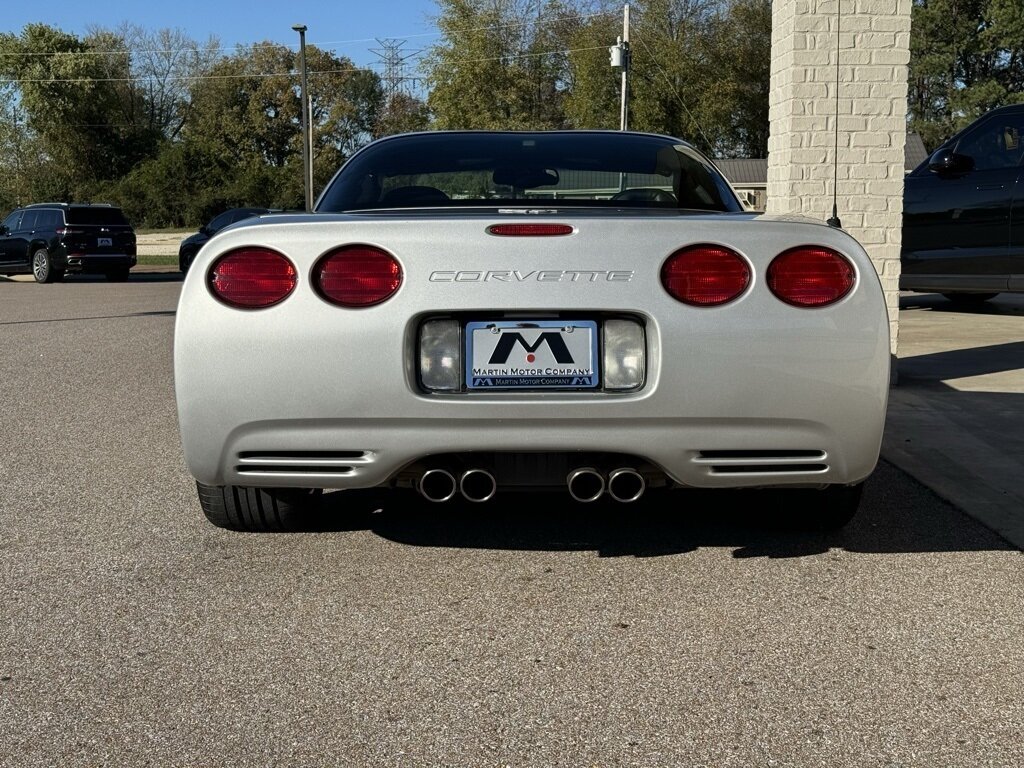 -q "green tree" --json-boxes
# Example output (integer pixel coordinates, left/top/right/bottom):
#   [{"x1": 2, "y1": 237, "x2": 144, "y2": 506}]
[
  {"x1": 562, "y1": 0, "x2": 770, "y2": 157},
  {"x1": 0, "y1": 24, "x2": 156, "y2": 197},
  {"x1": 376, "y1": 92, "x2": 431, "y2": 137},
  {"x1": 425, "y1": 0, "x2": 568, "y2": 129},
  {"x1": 705, "y1": 0, "x2": 771, "y2": 157},
  {"x1": 909, "y1": 0, "x2": 1024, "y2": 149},
  {"x1": 167, "y1": 42, "x2": 382, "y2": 221}
]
